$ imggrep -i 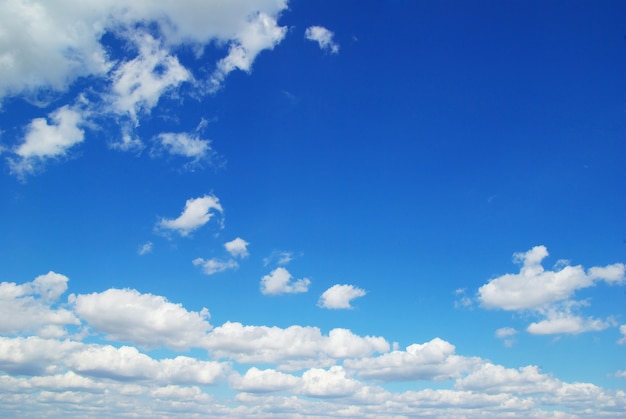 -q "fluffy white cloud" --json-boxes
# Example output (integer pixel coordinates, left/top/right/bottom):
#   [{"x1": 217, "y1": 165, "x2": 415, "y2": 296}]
[
  {"x1": 0, "y1": 0, "x2": 290, "y2": 101},
  {"x1": 318, "y1": 284, "x2": 366, "y2": 309},
  {"x1": 158, "y1": 195, "x2": 223, "y2": 236},
  {"x1": 299, "y1": 366, "x2": 361, "y2": 398},
  {"x1": 210, "y1": 12, "x2": 287, "y2": 90},
  {"x1": 526, "y1": 311, "x2": 610, "y2": 335},
  {"x1": 8, "y1": 106, "x2": 84, "y2": 177},
  {"x1": 225, "y1": 237, "x2": 250, "y2": 258},
  {"x1": 231, "y1": 367, "x2": 299, "y2": 393},
  {"x1": 260, "y1": 267, "x2": 310, "y2": 295},
  {"x1": 455, "y1": 363, "x2": 560, "y2": 395},
  {"x1": 204, "y1": 322, "x2": 388, "y2": 367},
  {"x1": 0, "y1": 336, "x2": 81, "y2": 375},
  {"x1": 478, "y1": 246, "x2": 624, "y2": 311},
  {"x1": 71, "y1": 288, "x2": 212, "y2": 350},
  {"x1": 344, "y1": 338, "x2": 480, "y2": 382},
  {"x1": 193, "y1": 257, "x2": 239, "y2": 275},
  {"x1": 0, "y1": 272, "x2": 78, "y2": 337},
  {"x1": 304, "y1": 26, "x2": 339, "y2": 54},
  {"x1": 109, "y1": 33, "x2": 190, "y2": 122}
]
